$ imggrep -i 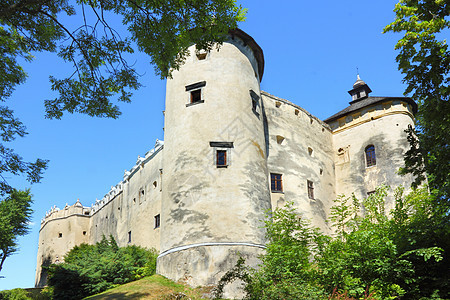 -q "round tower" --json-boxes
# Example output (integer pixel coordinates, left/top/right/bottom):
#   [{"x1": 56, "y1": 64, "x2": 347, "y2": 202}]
[{"x1": 158, "y1": 29, "x2": 271, "y2": 292}]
